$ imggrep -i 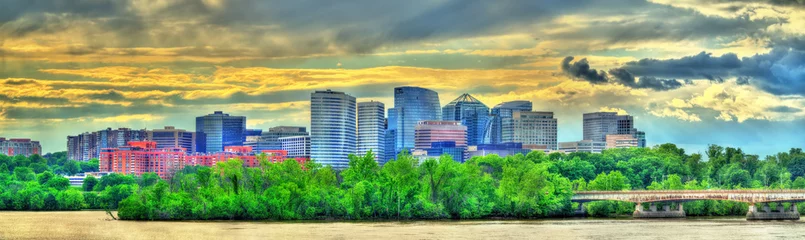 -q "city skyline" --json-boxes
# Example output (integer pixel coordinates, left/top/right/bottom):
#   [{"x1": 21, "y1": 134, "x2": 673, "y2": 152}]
[{"x1": 2, "y1": 1, "x2": 805, "y2": 157}]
